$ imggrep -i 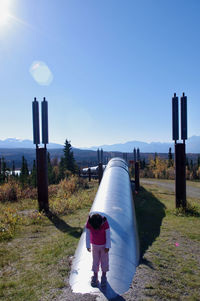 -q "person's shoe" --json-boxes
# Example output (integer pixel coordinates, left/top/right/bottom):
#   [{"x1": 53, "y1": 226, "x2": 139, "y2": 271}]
[
  {"x1": 91, "y1": 275, "x2": 98, "y2": 287},
  {"x1": 101, "y1": 275, "x2": 107, "y2": 288}
]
